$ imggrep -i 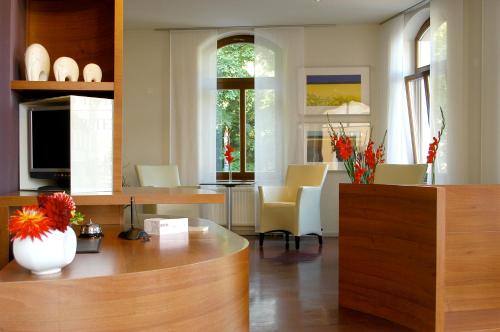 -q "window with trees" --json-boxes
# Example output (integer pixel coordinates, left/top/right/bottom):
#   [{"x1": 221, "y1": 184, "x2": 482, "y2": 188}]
[
  {"x1": 405, "y1": 18, "x2": 431, "y2": 163},
  {"x1": 216, "y1": 35, "x2": 255, "y2": 180}
]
